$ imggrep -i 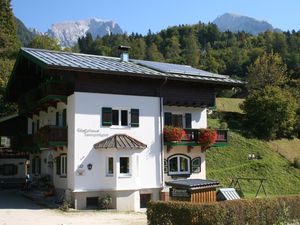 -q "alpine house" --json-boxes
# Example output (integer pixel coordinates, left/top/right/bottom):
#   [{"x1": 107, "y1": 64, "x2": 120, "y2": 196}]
[{"x1": 3, "y1": 46, "x2": 243, "y2": 210}]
